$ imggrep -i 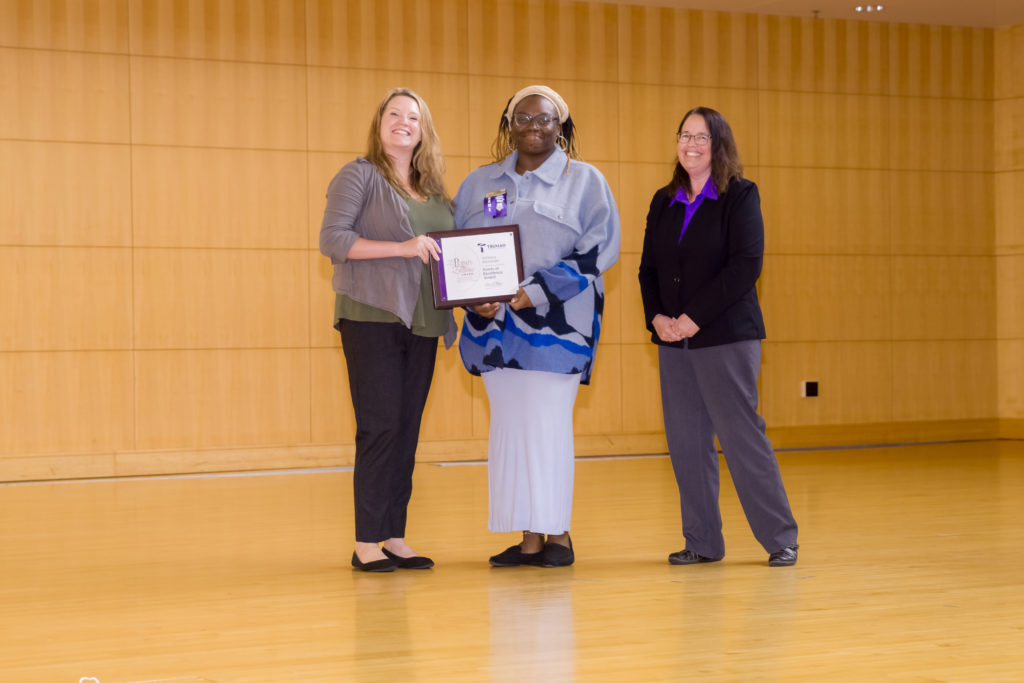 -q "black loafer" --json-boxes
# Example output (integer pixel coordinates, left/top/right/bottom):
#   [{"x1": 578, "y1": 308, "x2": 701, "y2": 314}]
[
  {"x1": 768, "y1": 544, "x2": 799, "y2": 567},
  {"x1": 489, "y1": 544, "x2": 544, "y2": 567},
  {"x1": 382, "y1": 548, "x2": 434, "y2": 569},
  {"x1": 351, "y1": 551, "x2": 397, "y2": 573},
  {"x1": 668, "y1": 549, "x2": 721, "y2": 565},
  {"x1": 542, "y1": 537, "x2": 574, "y2": 568}
]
